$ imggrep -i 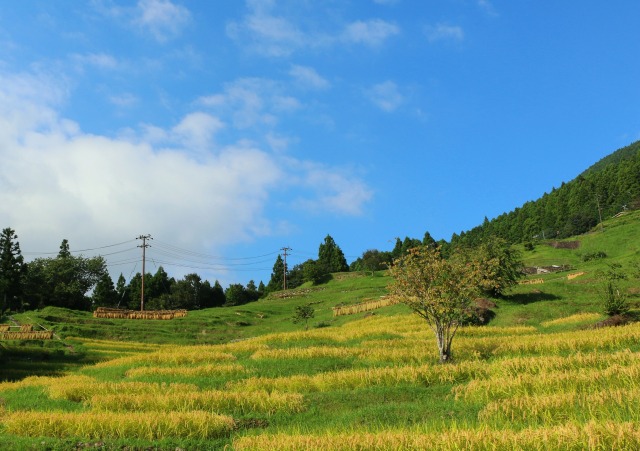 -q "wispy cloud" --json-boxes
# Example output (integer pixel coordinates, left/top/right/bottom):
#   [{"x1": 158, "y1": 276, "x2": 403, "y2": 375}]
[
  {"x1": 289, "y1": 65, "x2": 330, "y2": 90},
  {"x1": 226, "y1": 1, "x2": 304, "y2": 57},
  {"x1": 289, "y1": 162, "x2": 373, "y2": 216},
  {"x1": 425, "y1": 23, "x2": 464, "y2": 43},
  {"x1": 342, "y1": 19, "x2": 400, "y2": 47},
  {"x1": 477, "y1": 0, "x2": 498, "y2": 17},
  {"x1": 366, "y1": 81, "x2": 404, "y2": 112},
  {"x1": 109, "y1": 93, "x2": 139, "y2": 107},
  {"x1": 71, "y1": 53, "x2": 120, "y2": 70},
  {"x1": 135, "y1": 0, "x2": 191, "y2": 42},
  {"x1": 228, "y1": 1, "x2": 399, "y2": 56},
  {"x1": 197, "y1": 78, "x2": 300, "y2": 129},
  {"x1": 92, "y1": 0, "x2": 191, "y2": 42}
]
